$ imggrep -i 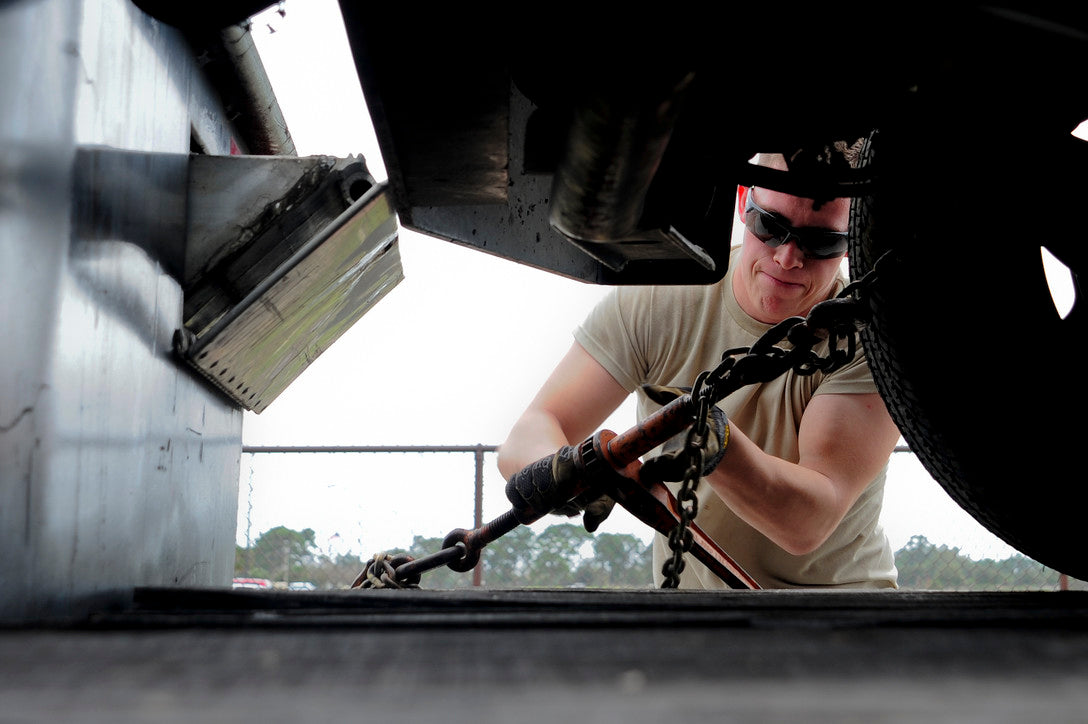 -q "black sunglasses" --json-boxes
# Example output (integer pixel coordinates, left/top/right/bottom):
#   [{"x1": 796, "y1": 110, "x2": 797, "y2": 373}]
[{"x1": 743, "y1": 189, "x2": 849, "y2": 260}]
